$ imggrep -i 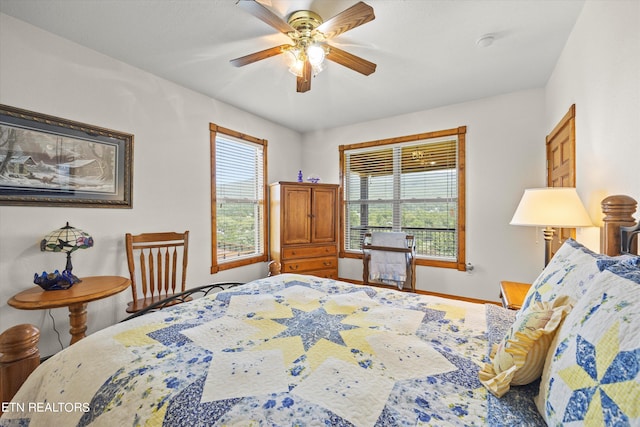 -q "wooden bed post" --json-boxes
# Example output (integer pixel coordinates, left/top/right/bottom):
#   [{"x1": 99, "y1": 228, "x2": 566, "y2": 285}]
[
  {"x1": 268, "y1": 260, "x2": 281, "y2": 276},
  {"x1": 601, "y1": 195, "x2": 637, "y2": 255},
  {"x1": 0, "y1": 324, "x2": 40, "y2": 412}
]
